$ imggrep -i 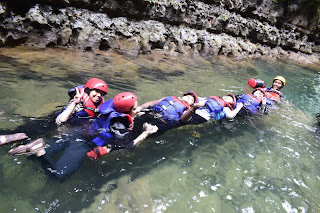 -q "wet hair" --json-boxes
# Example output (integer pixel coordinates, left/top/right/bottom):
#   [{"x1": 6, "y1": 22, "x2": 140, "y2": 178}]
[{"x1": 84, "y1": 87, "x2": 92, "y2": 95}]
